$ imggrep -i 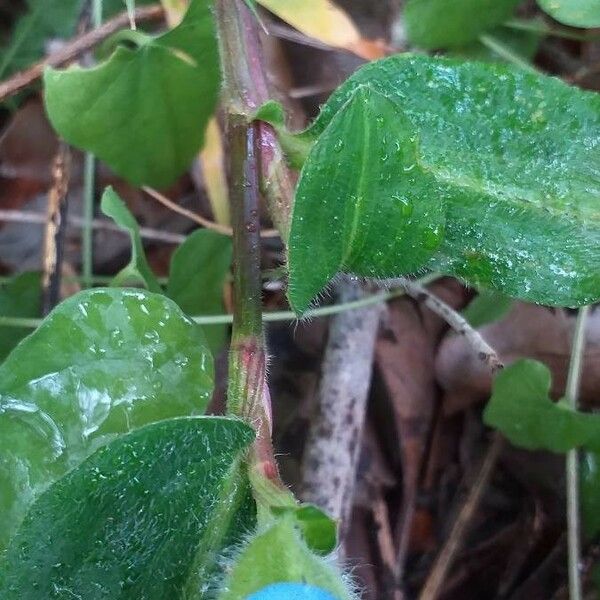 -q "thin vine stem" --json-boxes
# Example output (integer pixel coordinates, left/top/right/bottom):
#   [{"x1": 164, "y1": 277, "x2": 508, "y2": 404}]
[
  {"x1": 81, "y1": 0, "x2": 103, "y2": 289},
  {"x1": 566, "y1": 305, "x2": 590, "y2": 600},
  {"x1": 0, "y1": 274, "x2": 441, "y2": 330},
  {"x1": 478, "y1": 33, "x2": 539, "y2": 74}
]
